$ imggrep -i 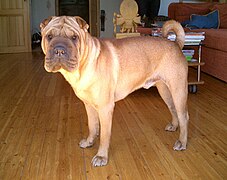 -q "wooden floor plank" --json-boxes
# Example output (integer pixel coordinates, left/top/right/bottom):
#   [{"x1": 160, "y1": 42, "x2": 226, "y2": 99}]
[
  {"x1": 124, "y1": 91, "x2": 221, "y2": 179},
  {"x1": 0, "y1": 52, "x2": 227, "y2": 179},
  {"x1": 121, "y1": 97, "x2": 189, "y2": 179}
]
